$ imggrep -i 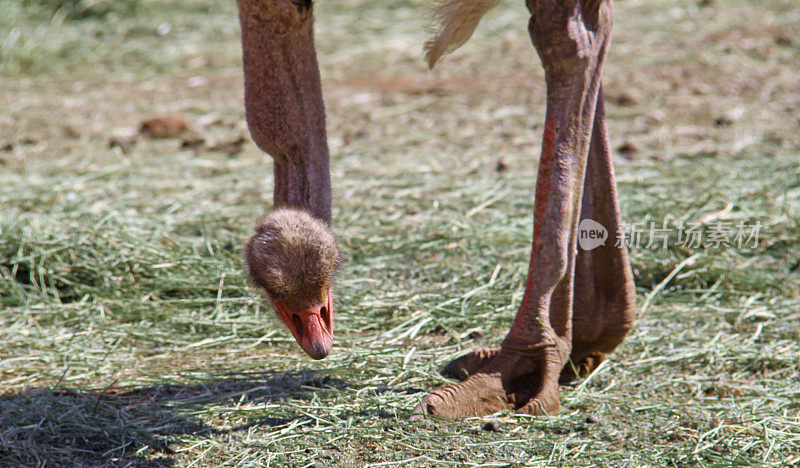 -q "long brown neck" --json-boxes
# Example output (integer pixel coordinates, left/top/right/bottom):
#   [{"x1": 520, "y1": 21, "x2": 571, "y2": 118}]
[
  {"x1": 273, "y1": 153, "x2": 331, "y2": 224},
  {"x1": 237, "y1": 0, "x2": 332, "y2": 224}
]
